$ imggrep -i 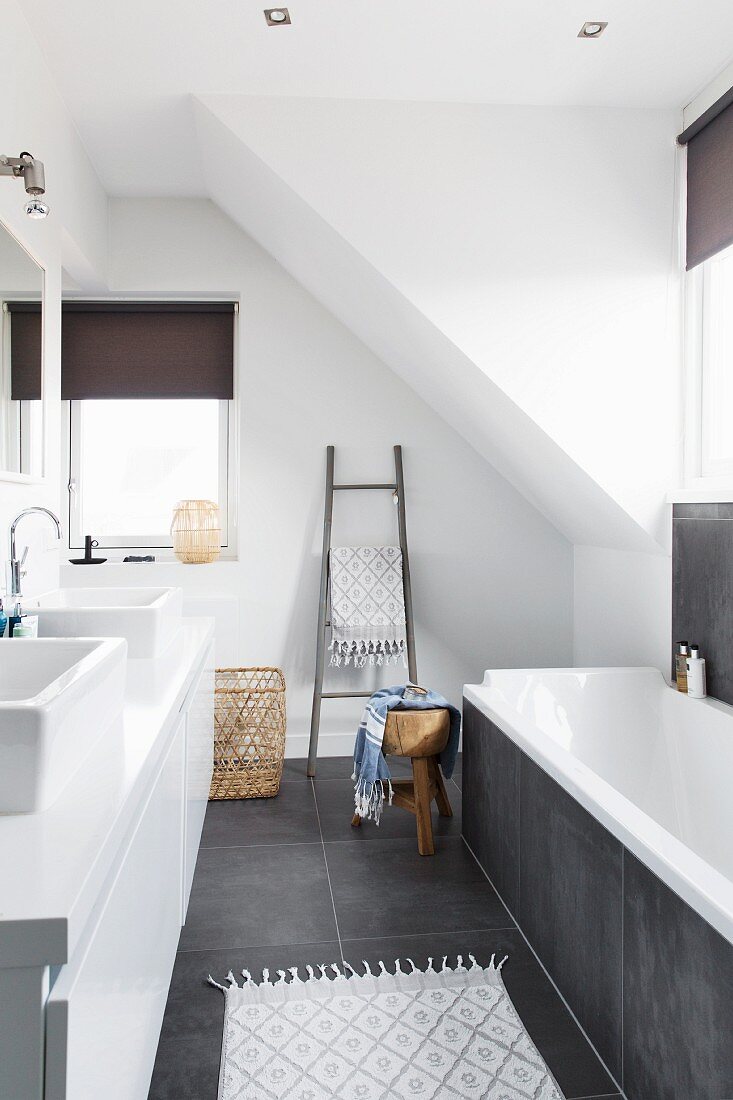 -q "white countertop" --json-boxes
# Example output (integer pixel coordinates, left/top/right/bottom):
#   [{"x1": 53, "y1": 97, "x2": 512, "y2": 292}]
[{"x1": 0, "y1": 617, "x2": 214, "y2": 969}]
